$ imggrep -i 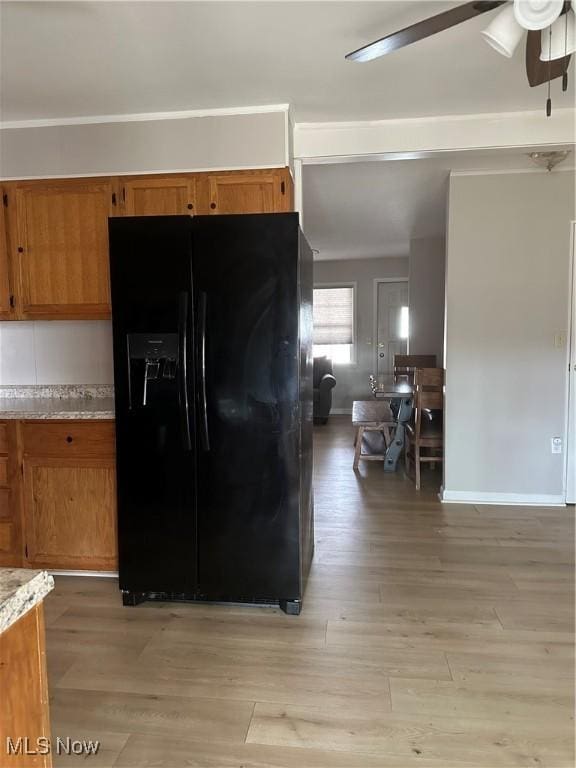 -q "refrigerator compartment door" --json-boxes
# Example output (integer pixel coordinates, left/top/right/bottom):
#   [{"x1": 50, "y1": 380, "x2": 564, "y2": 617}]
[
  {"x1": 109, "y1": 215, "x2": 198, "y2": 596},
  {"x1": 192, "y1": 213, "x2": 303, "y2": 603}
]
